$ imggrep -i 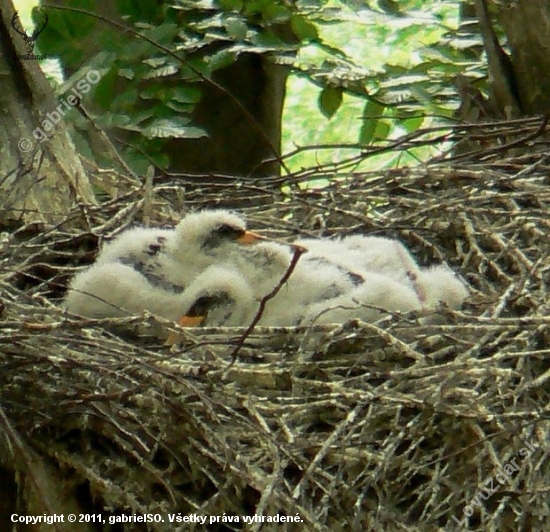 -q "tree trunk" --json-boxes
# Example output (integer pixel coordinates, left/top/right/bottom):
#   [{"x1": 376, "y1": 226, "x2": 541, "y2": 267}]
[
  {"x1": 499, "y1": 0, "x2": 550, "y2": 115},
  {"x1": 0, "y1": 0, "x2": 95, "y2": 226},
  {"x1": 166, "y1": 53, "x2": 287, "y2": 177}
]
